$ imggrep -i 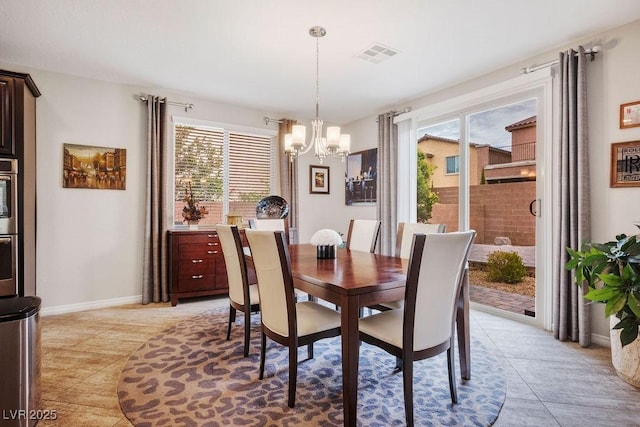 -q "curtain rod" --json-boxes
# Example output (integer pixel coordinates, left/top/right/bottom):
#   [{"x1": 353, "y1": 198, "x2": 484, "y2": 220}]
[
  {"x1": 521, "y1": 46, "x2": 600, "y2": 75},
  {"x1": 138, "y1": 95, "x2": 194, "y2": 112},
  {"x1": 264, "y1": 117, "x2": 283, "y2": 125},
  {"x1": 375, "y1": 107, "x2": 412, "y2": 123}
]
